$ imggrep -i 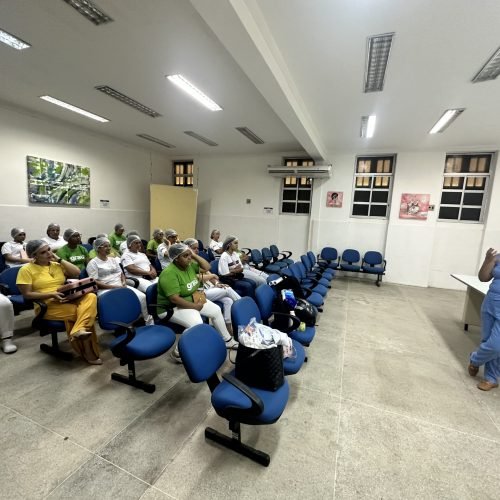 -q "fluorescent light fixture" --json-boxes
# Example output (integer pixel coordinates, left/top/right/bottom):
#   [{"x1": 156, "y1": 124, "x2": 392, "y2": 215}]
[
  {"x1": 40, "y1": 95, "x2": 109, "y2": 122},
  {"x1": 184, "y1": 131, "x2": 218, "y2": 146},
  {"x1": 360, "y1": 115, "x2": 377, "y2": 138},
  {"x1": 95, "y1": 85, "x2": 161, "y2": 117},
  {"x1": 429, "y1": 108, "x2": 465, "y2": 134},
  {"x1": 62, "y1": 0, "x2": 113, "y2": 26},
  {"x1": 137, "y1": 134, "x2": 175, "y2": 149},
  {"x1": 0, "y1": 28, "x2": 31, "y2": 50},
  {"x1": 364, "y1": 32, "x2": 394, "y2": 92},
  {"x1": 472, "y1": 46, "x2": 500, "y2": 82},
  {"x1": 235, "y1": 127, "x2": 265, "y2": 144},
  {"x1": 167, "y1": 74, "x2": 222, "y2": 111}
]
